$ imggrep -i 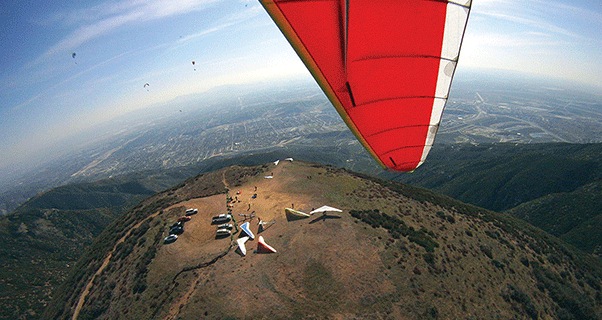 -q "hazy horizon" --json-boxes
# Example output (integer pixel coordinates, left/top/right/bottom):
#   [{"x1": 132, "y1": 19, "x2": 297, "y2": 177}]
[{"x1": 1, "y1": 0, "x2": 601, "y2": 174}]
